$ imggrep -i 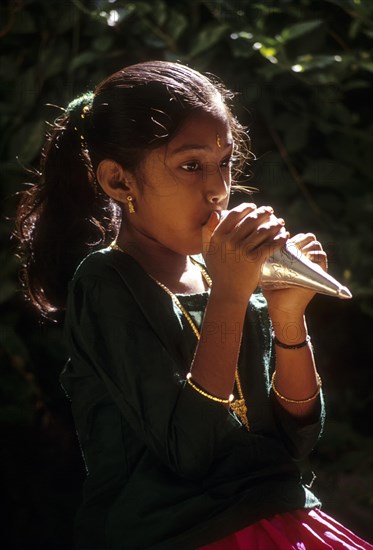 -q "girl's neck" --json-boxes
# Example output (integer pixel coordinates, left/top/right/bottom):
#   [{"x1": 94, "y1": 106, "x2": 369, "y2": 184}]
[{"x1": 115, "y1": 227, "x2": 207, "y2": 295}]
